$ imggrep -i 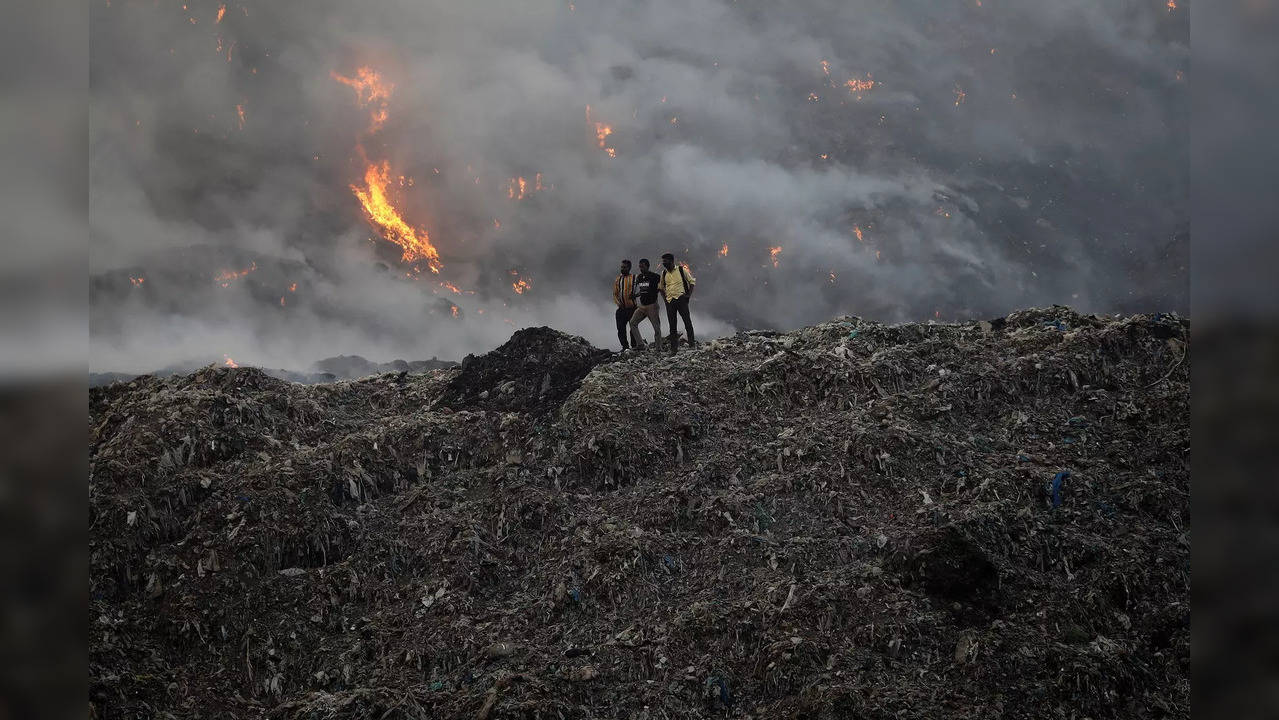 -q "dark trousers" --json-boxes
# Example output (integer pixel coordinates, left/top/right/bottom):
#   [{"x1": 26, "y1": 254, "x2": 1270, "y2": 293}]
[
  {"x1": 665, "y1": 295, "x2": 694, "y2": 350},
  {"x1": 615, "y1": 306, "x2": 634, "y2": 349}
]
